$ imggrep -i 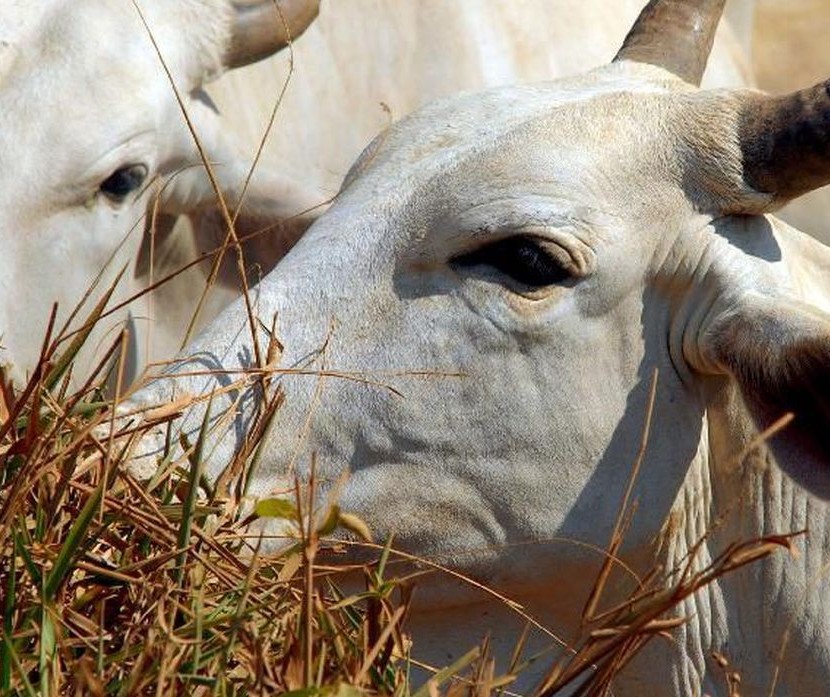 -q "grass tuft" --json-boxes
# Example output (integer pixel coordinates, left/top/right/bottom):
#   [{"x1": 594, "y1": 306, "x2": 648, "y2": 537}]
[{"x1": 0, "y1": 302, "x2": 799, "y2": 696}]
